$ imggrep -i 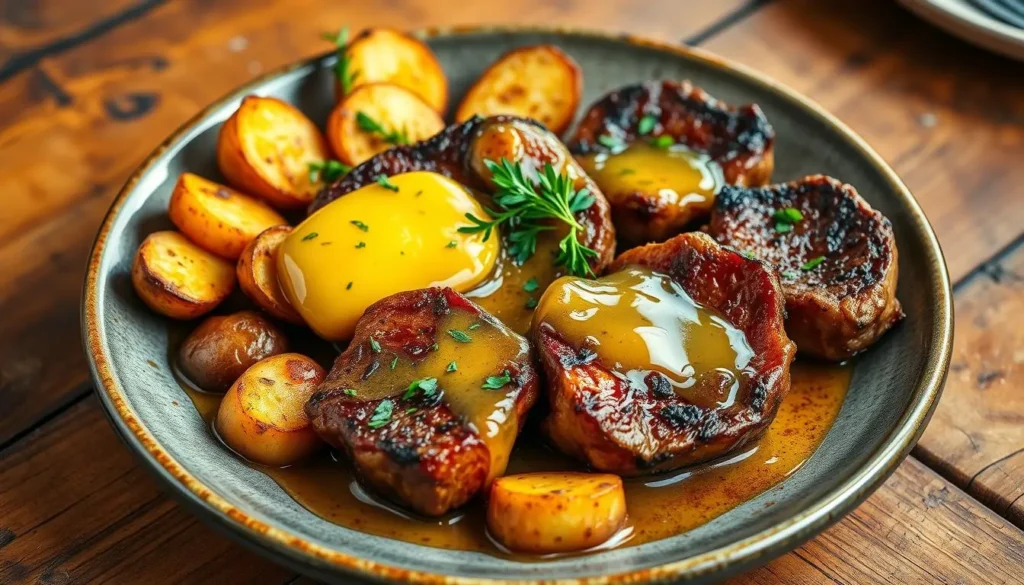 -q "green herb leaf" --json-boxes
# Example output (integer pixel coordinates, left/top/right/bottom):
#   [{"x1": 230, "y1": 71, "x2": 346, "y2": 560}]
[
  {"x1": 468, "y1": 323, "x2": 481, "y2": 330},
  {"x1": 350, "y1": 220, "x2": 369, "y2": 232},
  {"x1": 405, "y1": 407, "x2": 418, "y2": 414},
  {"x1": 369, "y1": 336, "x2": 381, "y2": 353},
  {"x1": 429, "y1": 342, "x2": 439, "y2": 352},
  {"x1": 446, "y1": 240, "x2": 458, "y2": 248},
  {"x1": 447, "y1": 329, "x2": 472, "y2": 343},
  {"x1": 367, "y1": 399, "x2": 393, "y2": 428},
  {"x1": 522, "y1": 277, "x2": 539, "y2": 293},
  {"x1": 637, "y1": 114, "x2": 657, "y2": 135},
  {"x1": 773, "y1": 207, "x2": 804, "y2": 224},
  {"x1": 403, "y1": 377, "x2": 438, "y2": 400},
  {"x1": 390, "y1": 355, "x2": 399, "y2": 370},
  {"x1": 801, "y1": 256, "x2": 825, "y2": 271},
  {"x1": 356, "y1": 111, "x2": 410, "y2": 145},
  {"x1": 346, "y1": 281, "x2": 353, "y2": 290},
  {"x1": 774, "y1": 222, "x2": 793, "y2": 234},
  {"x1": 308, "y1": 159, "x2": 351, "y2": 183},
  {"x1": 343, "y1": 388, "x2": 357, "y2": 397},
  {"x1": 740, "y1": 250, "x2": 756, "y2": 260},
  {"x1": 302, "y1": 232, "x2": 319, "y2": 241},
  {"x1": 355, "y1": 241, "x2": 366, "y2": 249},
  {"x1": 323, "y1": 27, "x2": 359, "y2": 95},
  {"x1": 525, "y1": 297, "x2": 538, "y2": 309},
  {"x1": 782, "y1": 270, "x2": 798, "y2": 280},
  {"x1": 375, "y1": 174, "x2": 399, "y2": 192},
  {"x1": 597, "y1": 134, "x2": 624, "y2": 150},
  {"x1": 446, "y1": 361, "x2": 458, "y2": 373},
  {"x1": 482, "y1": 370, "x2": 512, "y2": 390},
  {"x1": 650, "y1": 135, "x2": 674, "y2": 149}
]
